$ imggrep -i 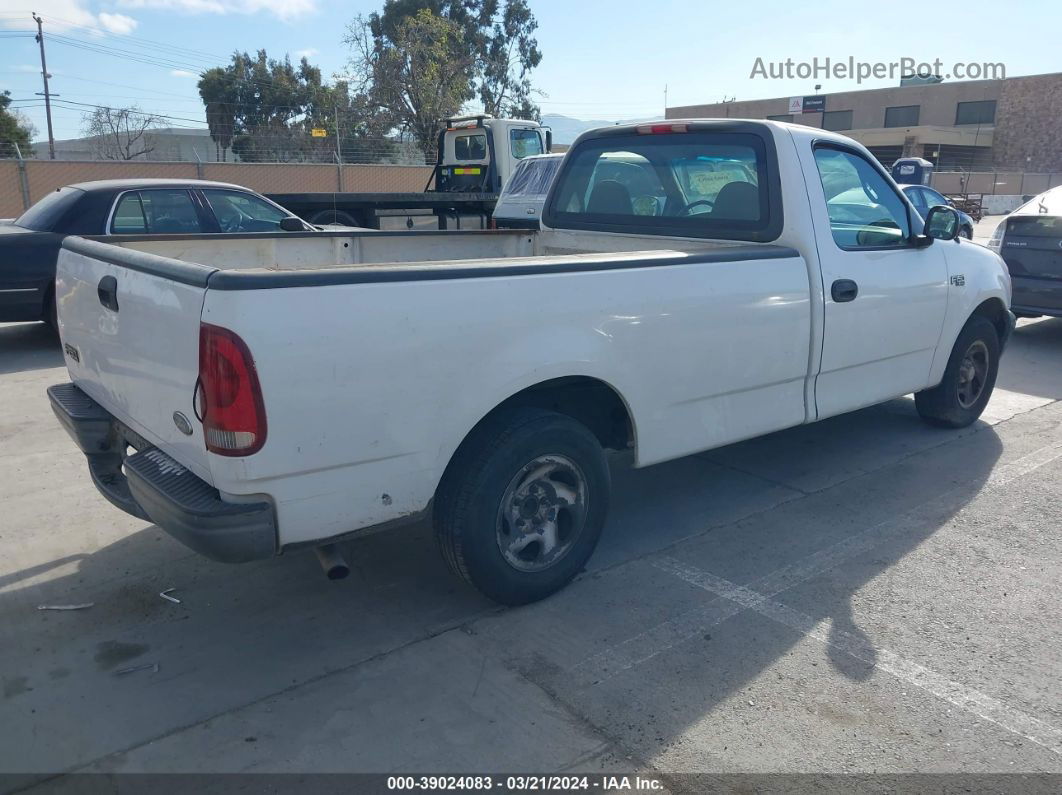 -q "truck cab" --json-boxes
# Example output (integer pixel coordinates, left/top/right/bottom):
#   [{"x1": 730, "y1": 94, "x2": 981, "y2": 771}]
[{"x1": 435, "y1": 116, "x2": 552, "y2": 193}]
